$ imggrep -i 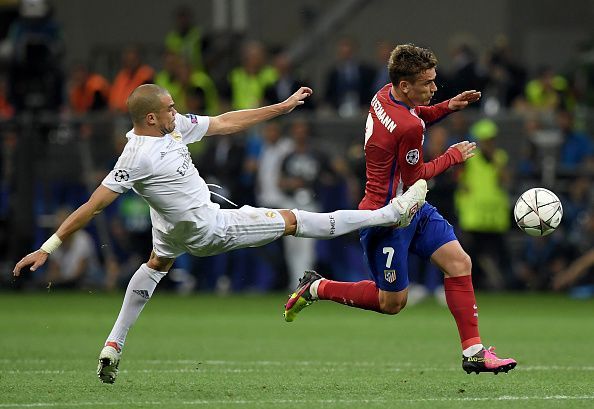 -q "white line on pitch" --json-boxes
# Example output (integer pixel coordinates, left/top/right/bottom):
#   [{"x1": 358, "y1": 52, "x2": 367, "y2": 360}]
[
  {"x1": 2, "y1": 363, "x2": 594, "y2": 375},
  {"x1": 1, "y1": 395, "x2": 594, "y2": 408}
]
